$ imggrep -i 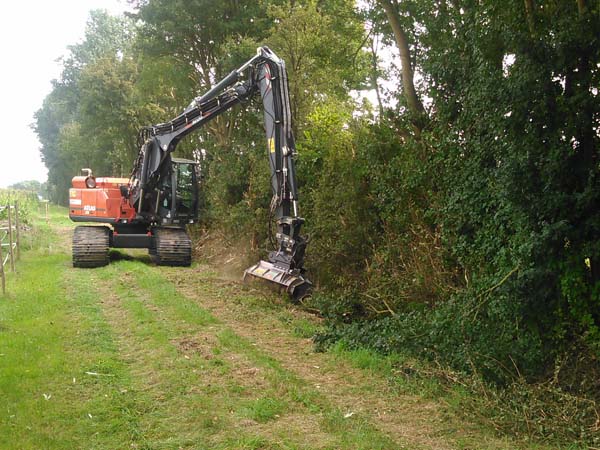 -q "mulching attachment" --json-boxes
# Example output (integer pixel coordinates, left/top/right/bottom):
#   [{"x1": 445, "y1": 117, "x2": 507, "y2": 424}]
[
  {"x1": 153, "y1": 228, "x2": 192, "y2": 267},
  {"x1": 72, "y1": 226, "x2": 110, "y2": 268}
]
